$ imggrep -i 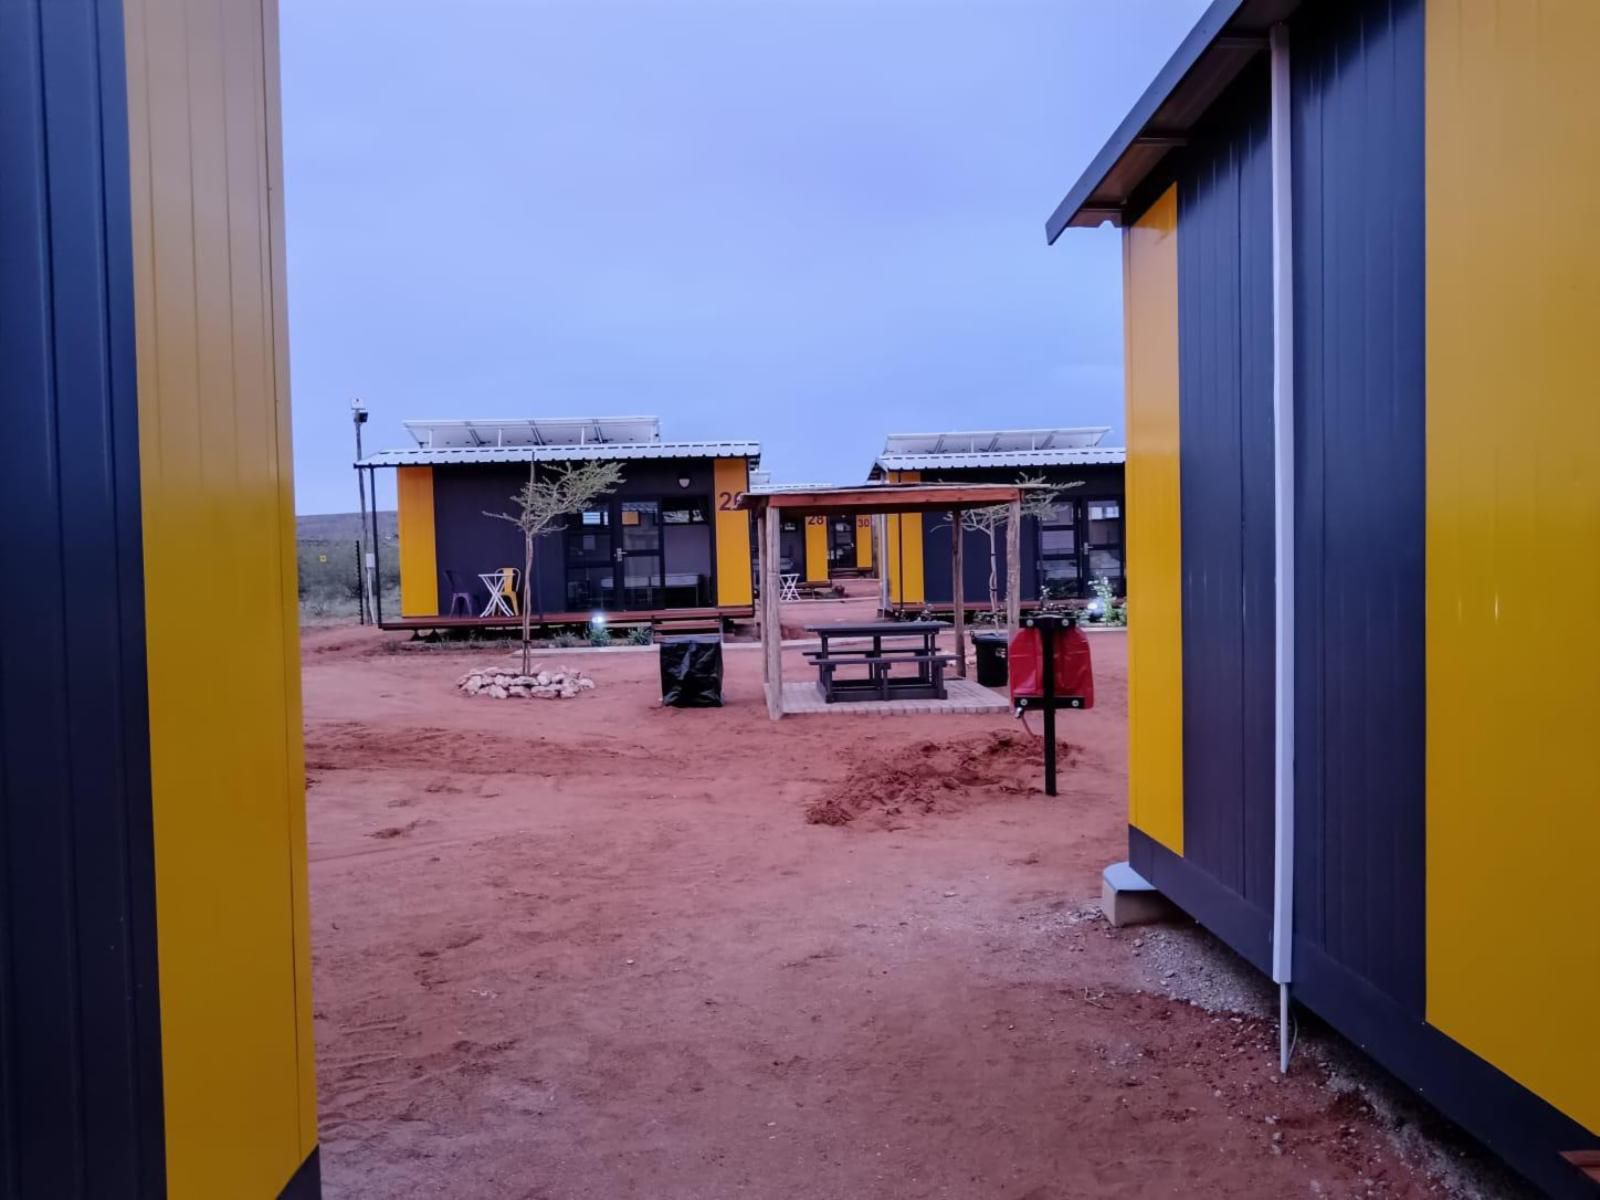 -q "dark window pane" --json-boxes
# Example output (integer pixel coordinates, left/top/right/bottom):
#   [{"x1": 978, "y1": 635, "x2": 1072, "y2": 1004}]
[
  {"x1": 567, "y1": 566, "x2": 615, "y2": 610},
  {"x1": 1040, "y1": 528, "x2": 1076, "y2": 555},
  {"x1": 622, "y1": 501, "x2": 660, "y2": 551},
  {"x1": 1039, "y1": 559, "x2": 1081, "y2": 600},
  {"x1": 1089, "y1": 548, "x2": 1123, "y2": 580}
]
